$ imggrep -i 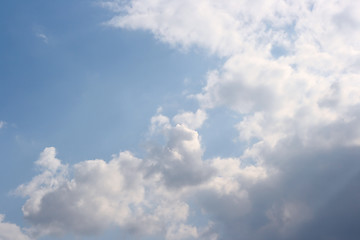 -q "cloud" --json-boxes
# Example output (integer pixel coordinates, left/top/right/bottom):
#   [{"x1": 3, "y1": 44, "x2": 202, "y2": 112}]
[
  {"x1": 241, "y1": 144, "x2": 360, "y2": 240},
  {"x1": 16, "y1": 113, "x2": 269, "y2": 239},
  {"x1": 13, "y1": 0, "x2": 360, "y2": 239},
  {"x1": 15, "y1": 120, "x2": 215, "y2": 238},
  {"x1": 16, "y1": 116, "x2": 360, "y2": 240},
  {"x1": 16, "y1": 148, "x2": 146, "y2": 237},
  {"x1": 35, "y1": 32, "x2": 48, "y2": 44},
  {"x1": 0, "y1": 121, "x2": 5, "y2": 129},
  {"x1": 36, "y1": 33, "x2": 48, "y2": 44},
  {"x1": 173, "y1": 109, "x2": 207, "y2": 130},
  {"x1": 104, "y1": 0, "x2": 320, "y2": 57},
  {"x1": 104, "y1": 0, "x2": 244, "y2": 55},
  {"x1": 104, "y1": 0, "x2": 360, "y2": 238},
  {"x1": 146, "y1": 116, "x2": 214, "y2": 188},
  {"x1": 0, "y1": 214, "x2": 31, "y2": 240}
]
